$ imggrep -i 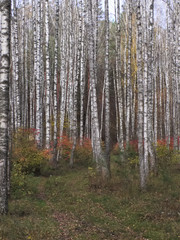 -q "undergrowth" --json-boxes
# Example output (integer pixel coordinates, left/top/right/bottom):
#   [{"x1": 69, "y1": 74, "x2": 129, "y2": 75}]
[{"x1": 3, "y1": 132, "x2": 180, "y2": 240}]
